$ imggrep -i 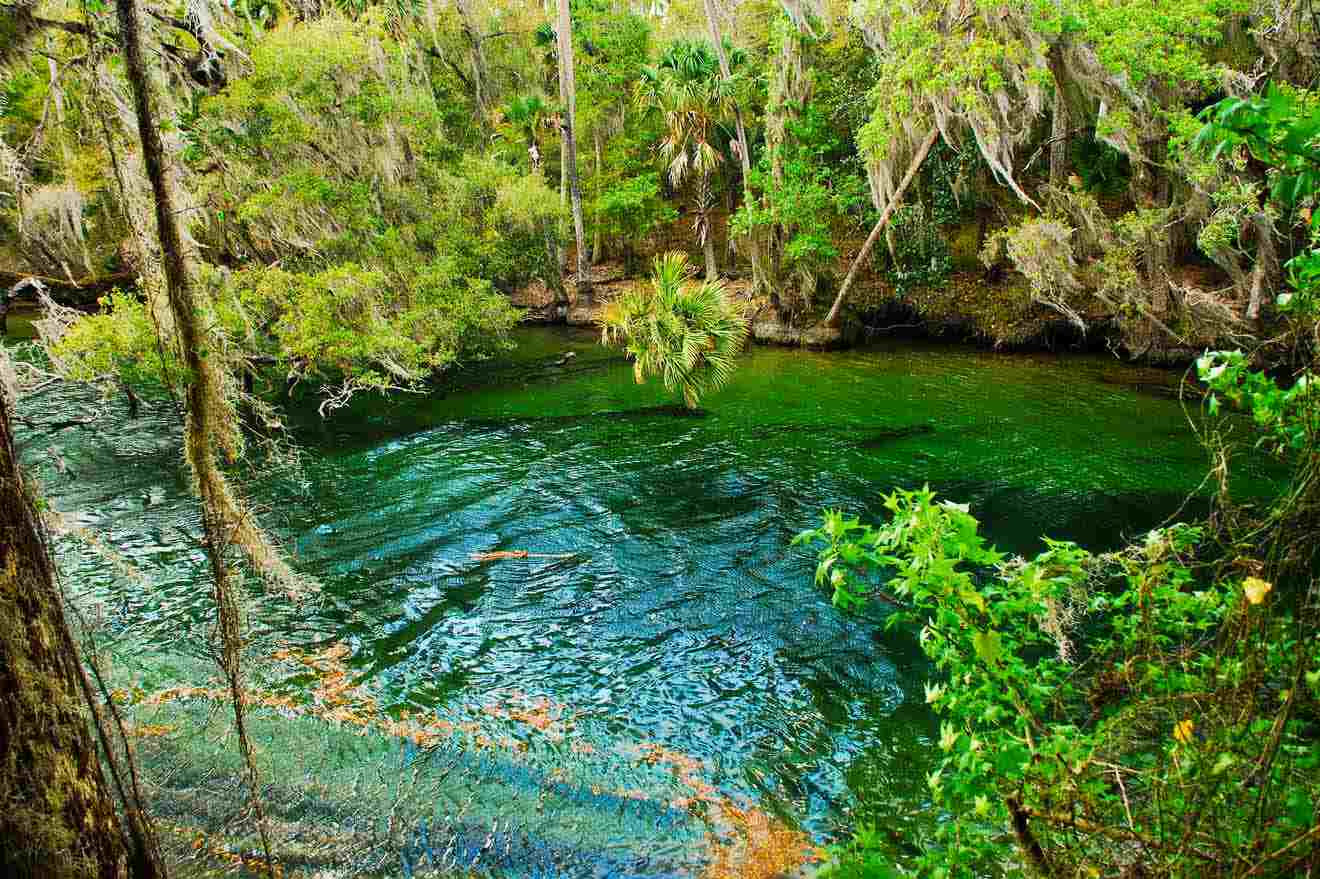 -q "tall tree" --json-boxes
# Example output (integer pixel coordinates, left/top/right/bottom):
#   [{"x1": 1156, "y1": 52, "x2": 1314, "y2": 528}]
[
  {"x1": 636, "y1": 41, "x2": 738, "y2": 280},
  {"x1": 700, "y1": 0, "x2": 763, "y2": 290},
  {"x1": 114, "y1": 0, "x2": 284, "y2": 870},
  {"x1": 556, "y1": 0, "x2": 592, "y2": 302},
  {"x1": 0, "y1": 373, "x2": 162, "y2": 879}
]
